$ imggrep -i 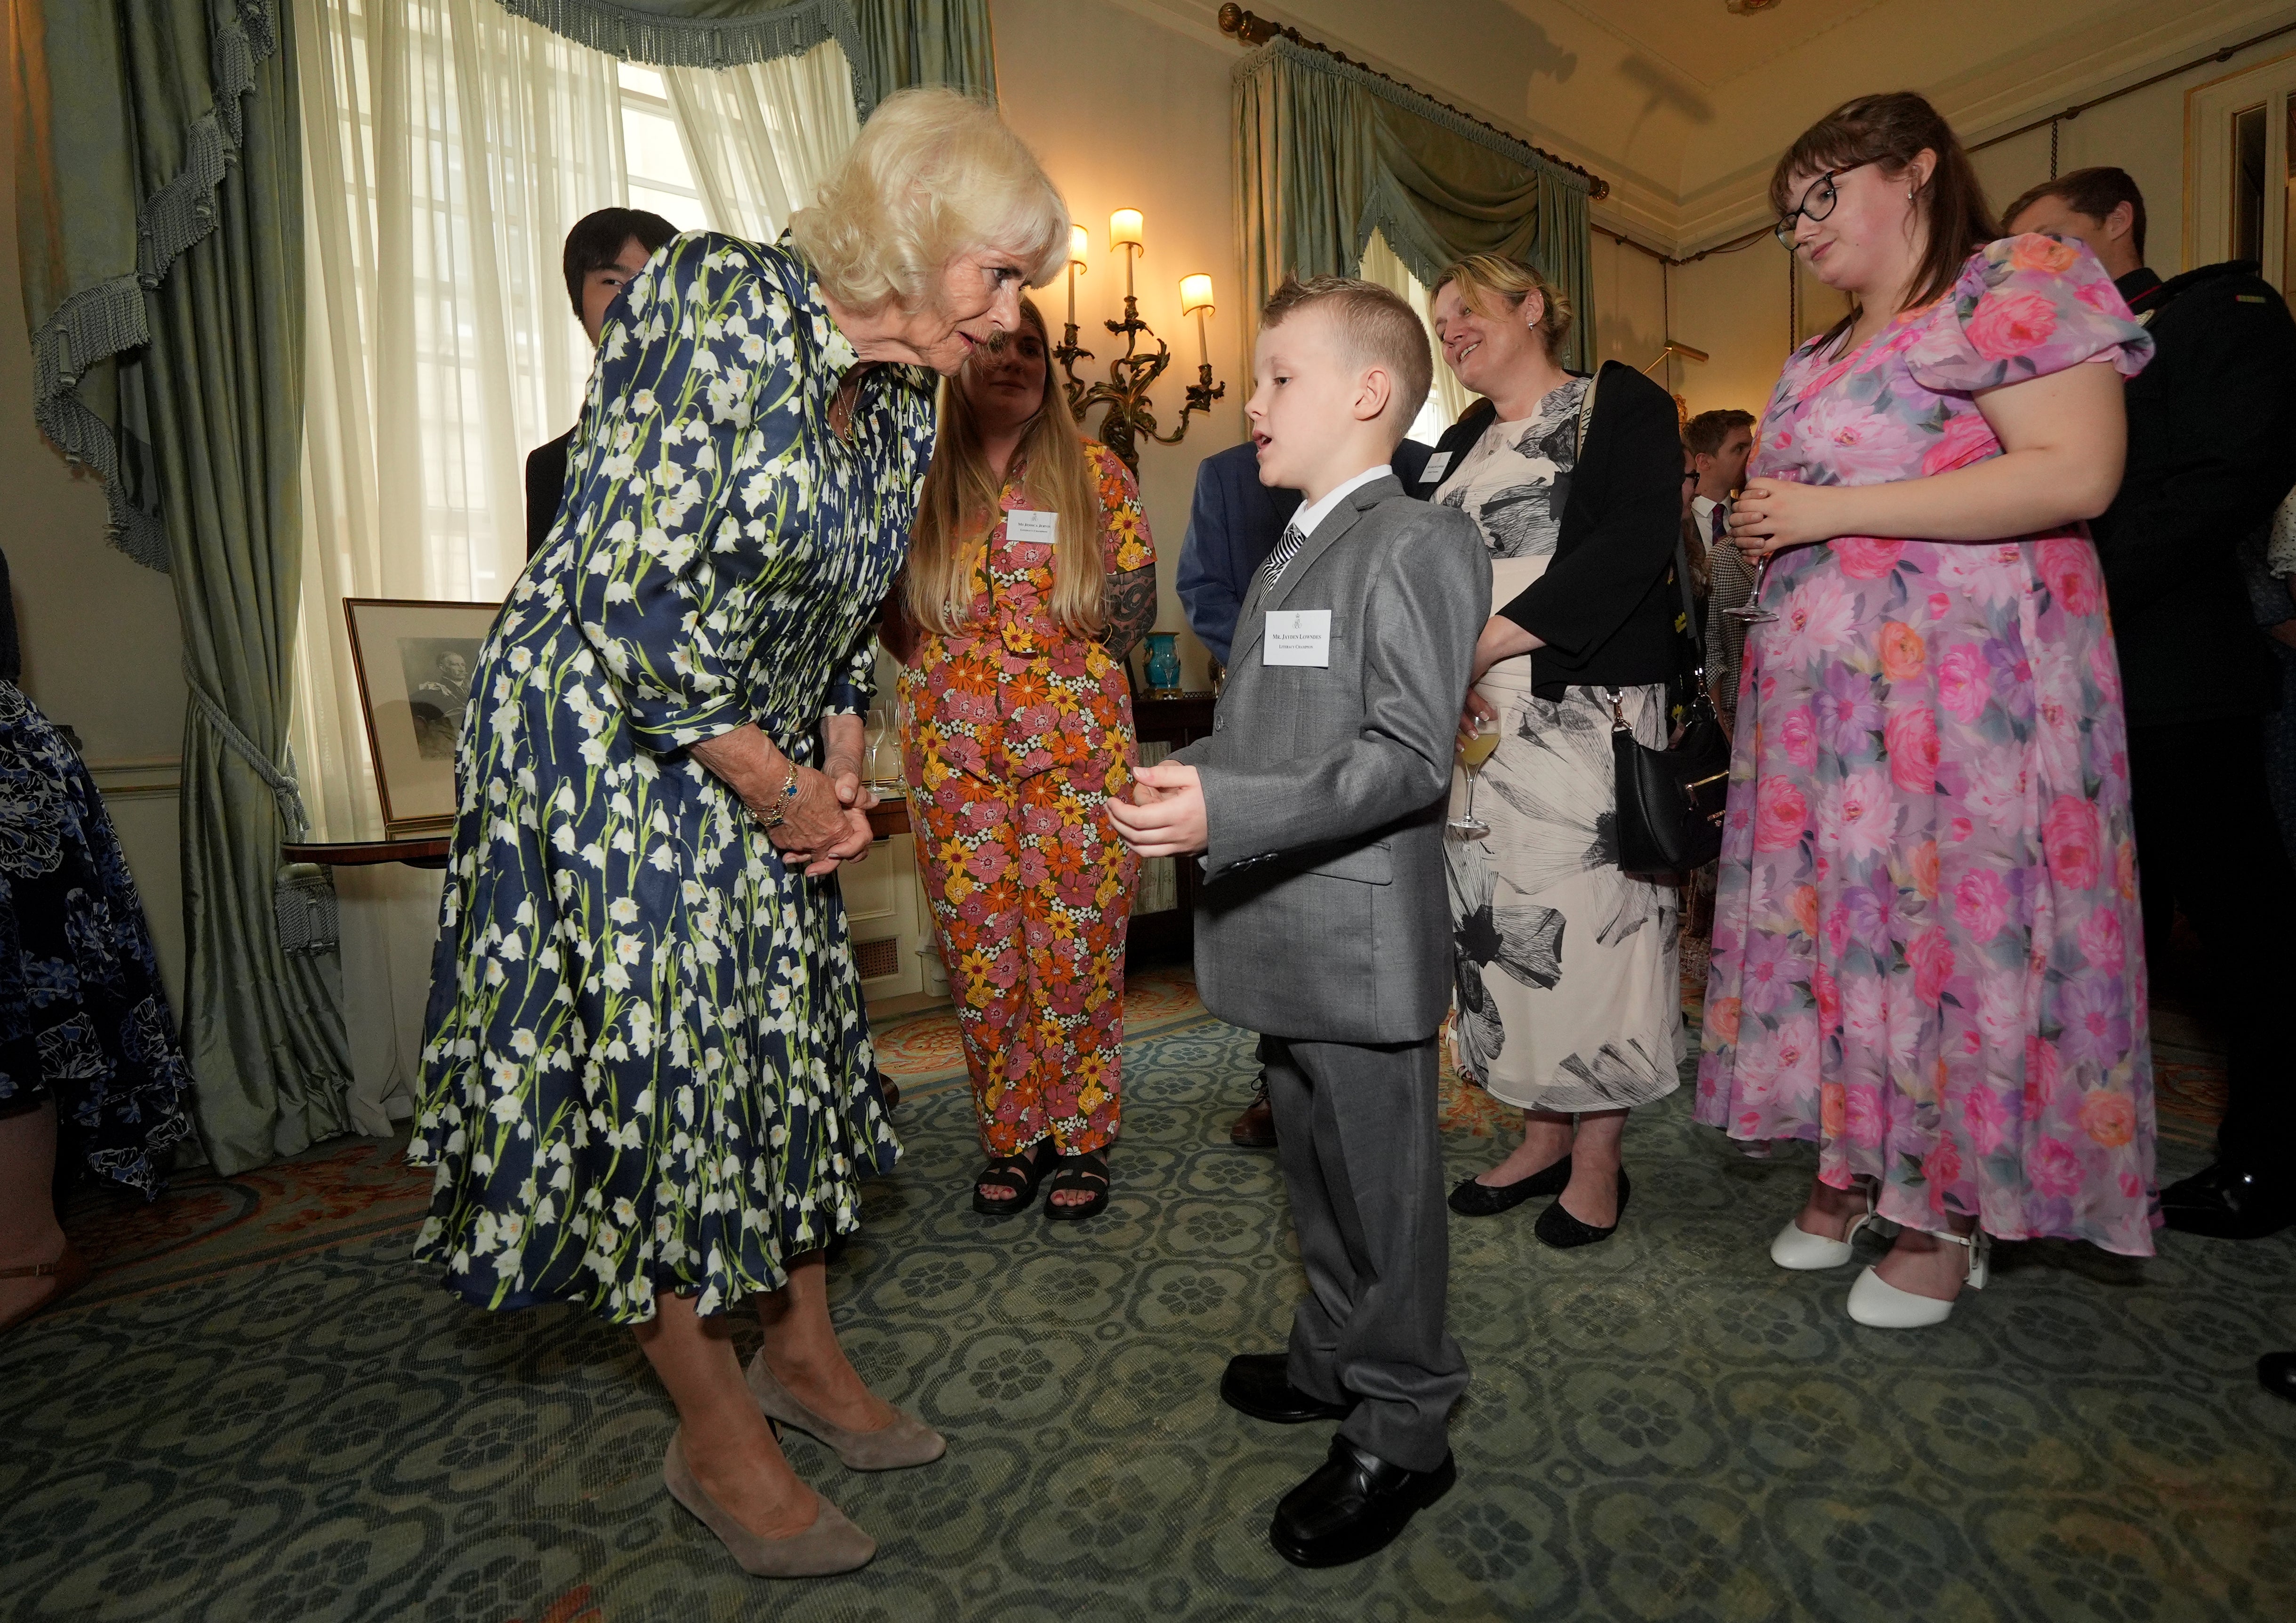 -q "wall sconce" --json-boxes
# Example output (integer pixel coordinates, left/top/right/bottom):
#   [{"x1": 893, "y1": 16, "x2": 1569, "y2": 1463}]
[{"x1": 1053, "y1": 208, "x2": 1226, "y2": 473}]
